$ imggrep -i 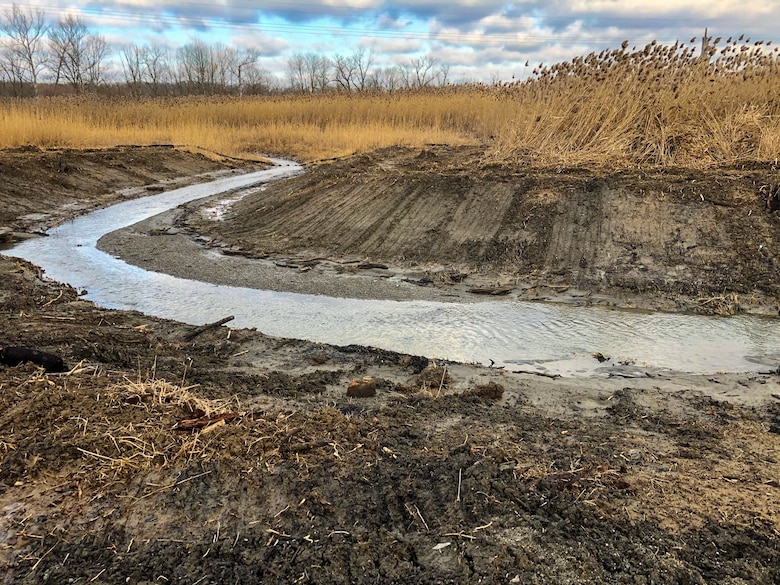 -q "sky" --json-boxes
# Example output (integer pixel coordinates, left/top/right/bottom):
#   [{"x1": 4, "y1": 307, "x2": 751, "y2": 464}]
[{"x1": 3, "y1": 0, "x2": 780, "y2": 84}]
